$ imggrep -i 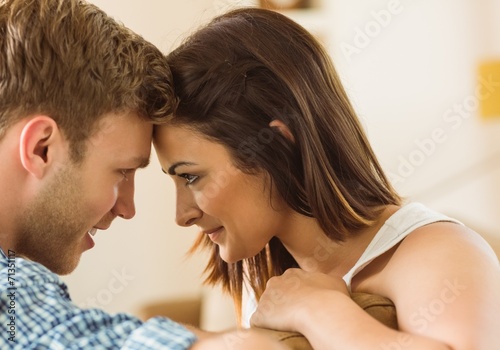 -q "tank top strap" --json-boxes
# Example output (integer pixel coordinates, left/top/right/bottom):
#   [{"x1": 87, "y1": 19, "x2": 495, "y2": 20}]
[{"x1": 343, "y1": 202, "x2": 462, "y2": 291}]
